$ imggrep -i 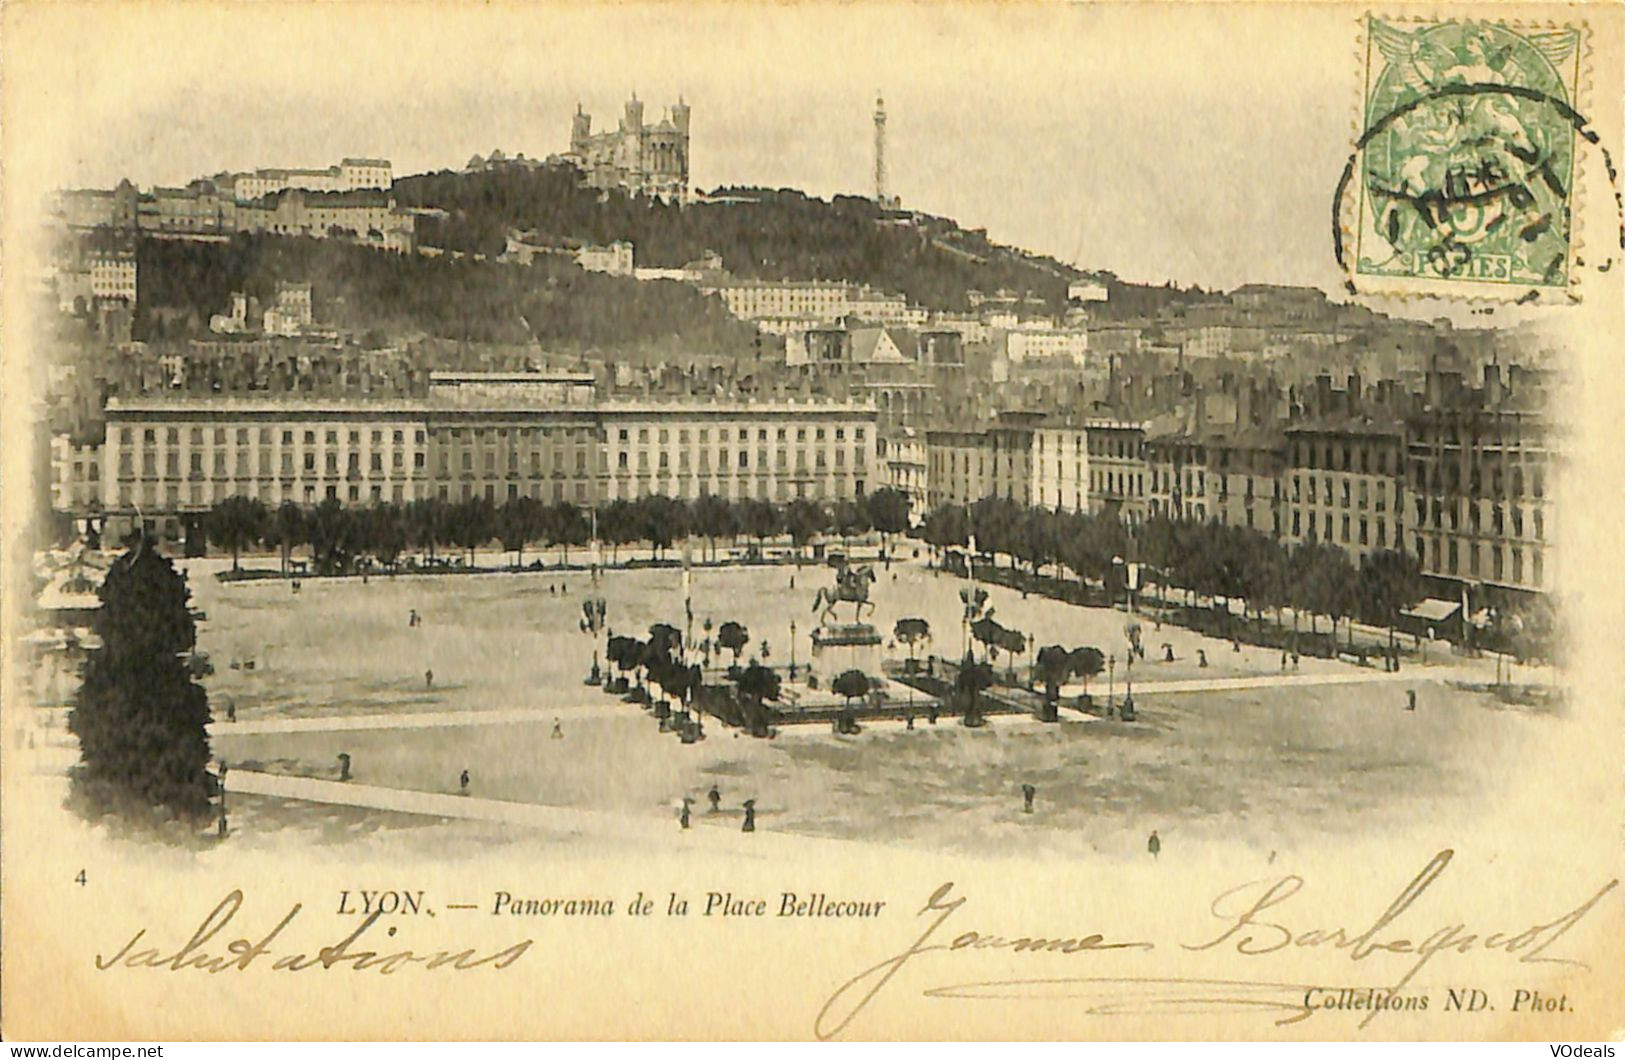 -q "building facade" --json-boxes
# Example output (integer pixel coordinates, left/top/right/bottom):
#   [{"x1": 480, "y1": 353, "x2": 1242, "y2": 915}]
[
  {"x1": 1407, "y1": 365, "x2": 1553, "y2": 596},
  {"x1": 925, "y1": 429, "x2": 988, "y2": 509},
  {"x1": 599, "y1": 402, "x2": 873, "y2": 504},
  {"x1": 1004, "y1": 326, "x2": 1089, "y2": 366},
  {"x1": 1084, "y1": 420, "x2": 1149, "y2": 524},
  {"x1": 227, "y1": 158, "x2": 394, "y2": 201},
  {"x1": 569, "y1": 97, "x2": 690, "y2": 203},
  {"x1": 1283, "y1": 415, "x2": 1408, "y2": 566},
  {"x1": 877, "y1": 430, "x2": 928, "y2": 523},
  {"x1": 1030, "y1": 424, "x2": 1090, "y2": 513},
  {"x1": 74, "y1": 377, "x2": 876, "y2": 518}
]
